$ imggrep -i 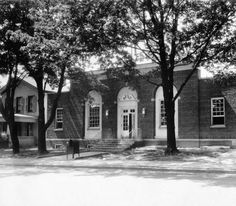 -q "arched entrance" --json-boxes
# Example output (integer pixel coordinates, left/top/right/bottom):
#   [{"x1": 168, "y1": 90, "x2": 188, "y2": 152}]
[
  {"x1": 117, "y1": 87, "x2": 138, "y2": 139},
  {"x1": 155, "y1": 86, "x2": 179, "y2": 138}
]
